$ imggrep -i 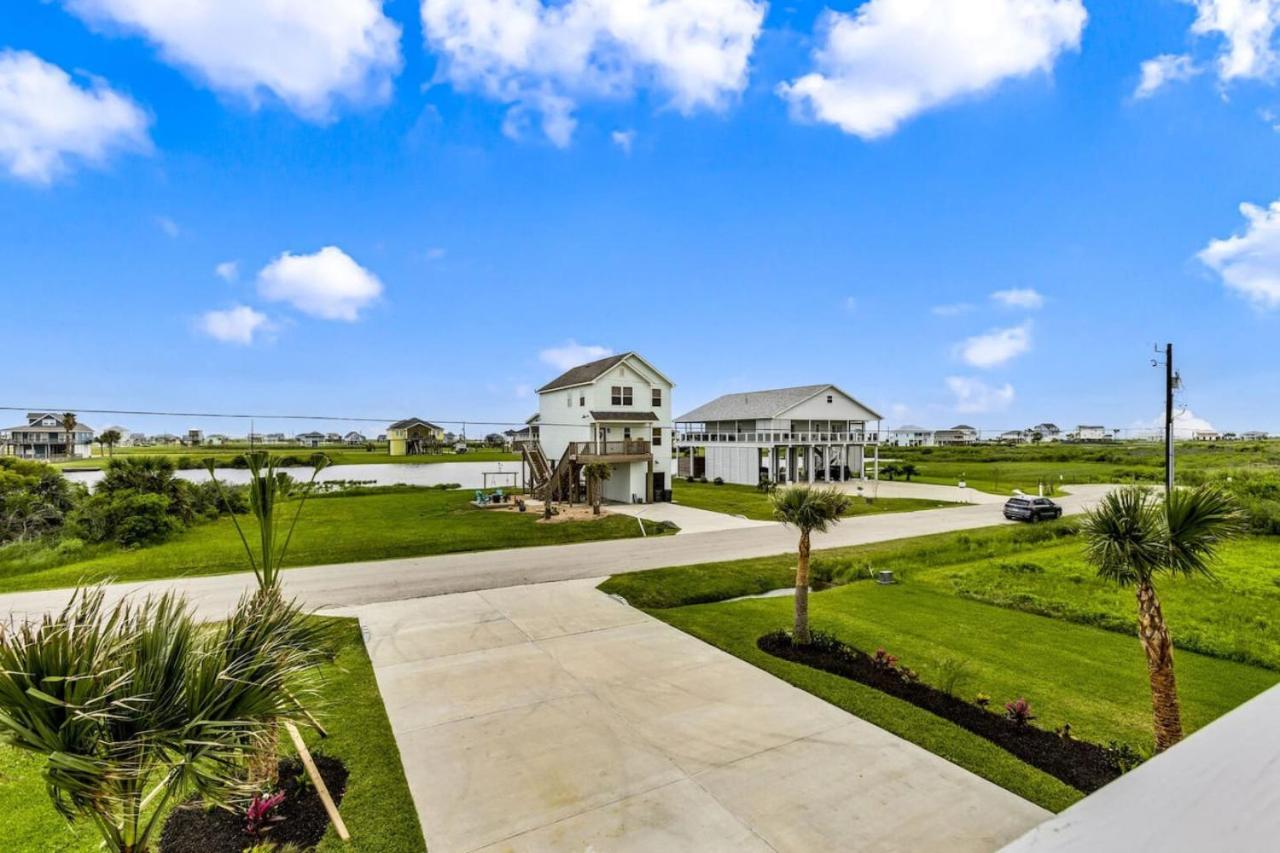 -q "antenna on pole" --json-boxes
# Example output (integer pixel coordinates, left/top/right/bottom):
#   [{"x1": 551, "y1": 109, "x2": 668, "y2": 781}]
[{"x1": 1153, "y1": 343, "x2": 1178, "y2": 495}]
